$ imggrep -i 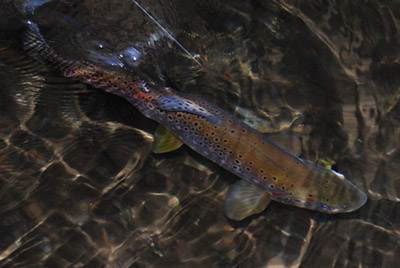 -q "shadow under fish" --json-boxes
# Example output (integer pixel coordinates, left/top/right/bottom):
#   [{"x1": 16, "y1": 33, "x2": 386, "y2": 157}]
[{"x1": 22, "y1": 21, "x2": 368, "y2": 221}]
